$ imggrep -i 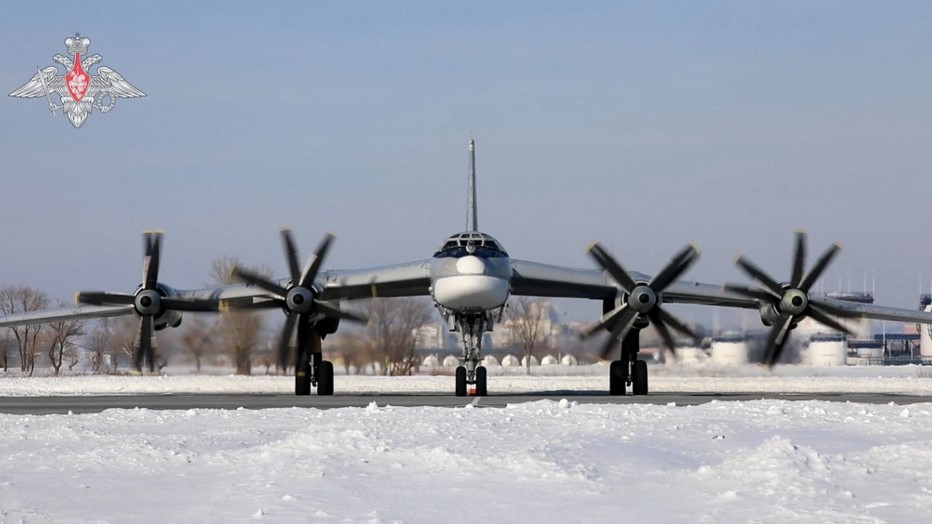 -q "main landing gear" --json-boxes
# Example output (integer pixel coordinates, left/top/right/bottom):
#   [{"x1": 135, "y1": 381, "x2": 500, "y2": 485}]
[
  {"x1": 609, "y1": 327, "x2": 649, "y2": 396},
  {"x1": 294, "y1": 330, "x2": 335, "y2": 396},
  {"x1": 452, "y1": 312, "x2": 491, "y2": 397}
]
